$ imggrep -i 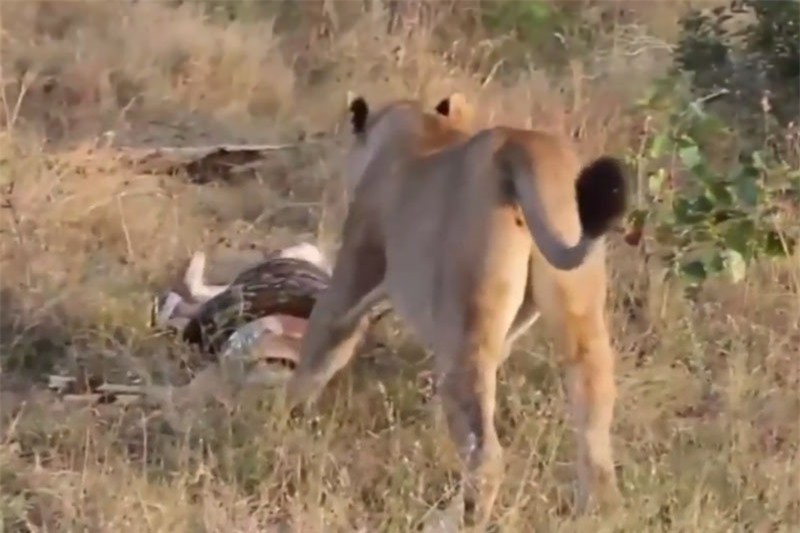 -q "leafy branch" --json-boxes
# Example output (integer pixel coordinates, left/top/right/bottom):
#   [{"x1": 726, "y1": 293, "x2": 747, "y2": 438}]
[{"x1": 626, "y1": 77, "x2": 798, "y2": 287}]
